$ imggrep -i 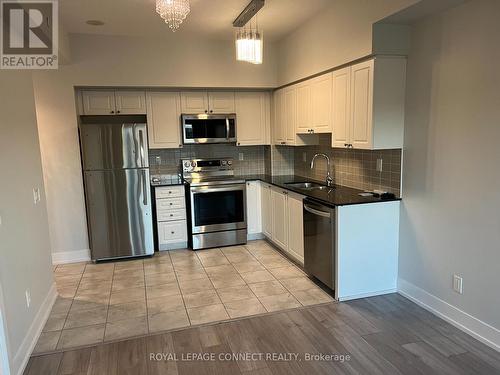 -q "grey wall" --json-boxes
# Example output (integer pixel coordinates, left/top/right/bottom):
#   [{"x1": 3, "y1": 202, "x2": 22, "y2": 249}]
[
  {"x1": 400, "y1": 0, "x2": 500, "y2": 329},
  {"x1": 0, "y1": 72, "x2": 54, "y2": 373}
]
